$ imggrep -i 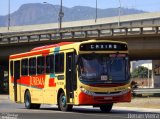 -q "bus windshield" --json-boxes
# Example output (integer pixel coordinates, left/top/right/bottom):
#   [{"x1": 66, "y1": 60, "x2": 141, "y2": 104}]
[{"x1": 78, "y1": 54, "x2": 129, "y2": 84}]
